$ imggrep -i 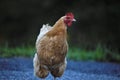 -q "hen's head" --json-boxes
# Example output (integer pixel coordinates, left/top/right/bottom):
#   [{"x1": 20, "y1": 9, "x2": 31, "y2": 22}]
[{"x1": 64, "y1": 12, "x2": 76, "y2": 27}]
